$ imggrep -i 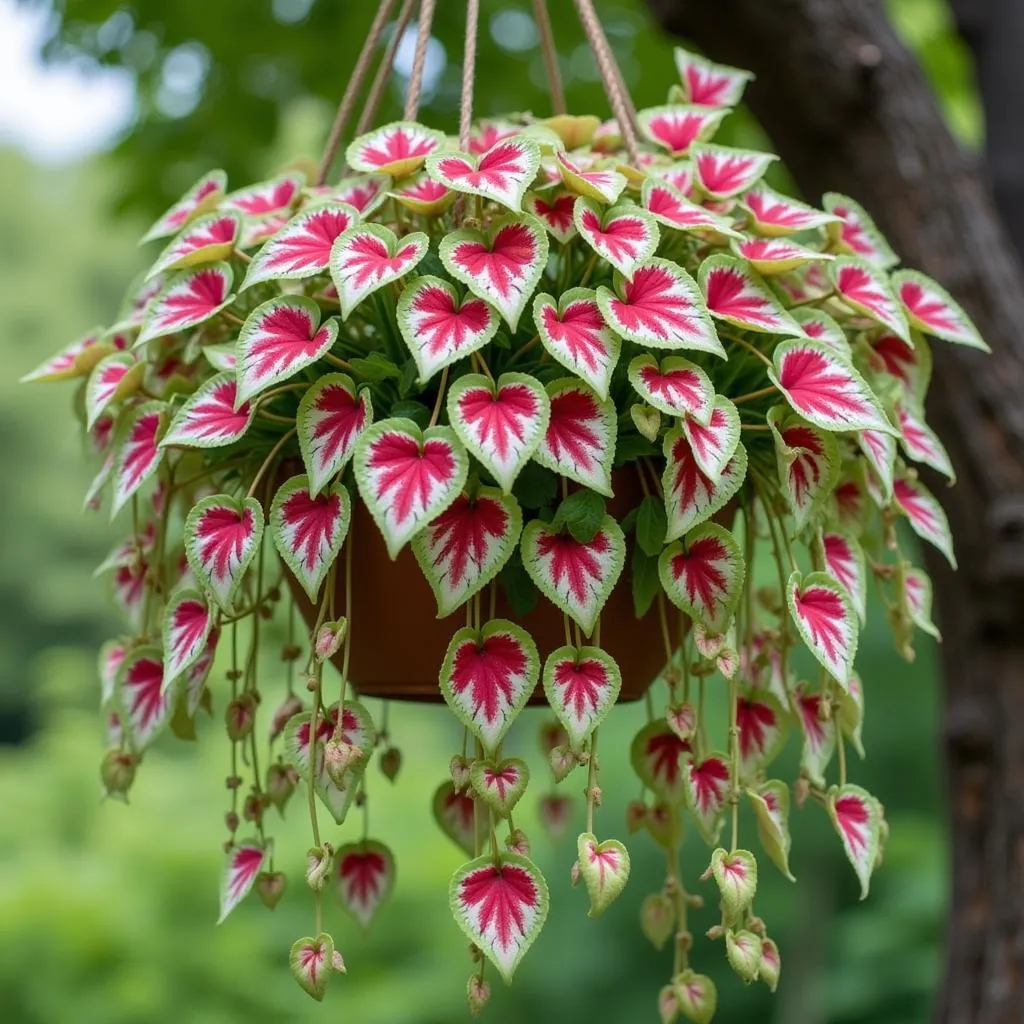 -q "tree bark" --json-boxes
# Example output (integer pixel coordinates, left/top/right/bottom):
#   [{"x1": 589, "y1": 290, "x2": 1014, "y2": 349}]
[{"x1": 644, "y1": 2, "x2": 1024, "y2": 1021}]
